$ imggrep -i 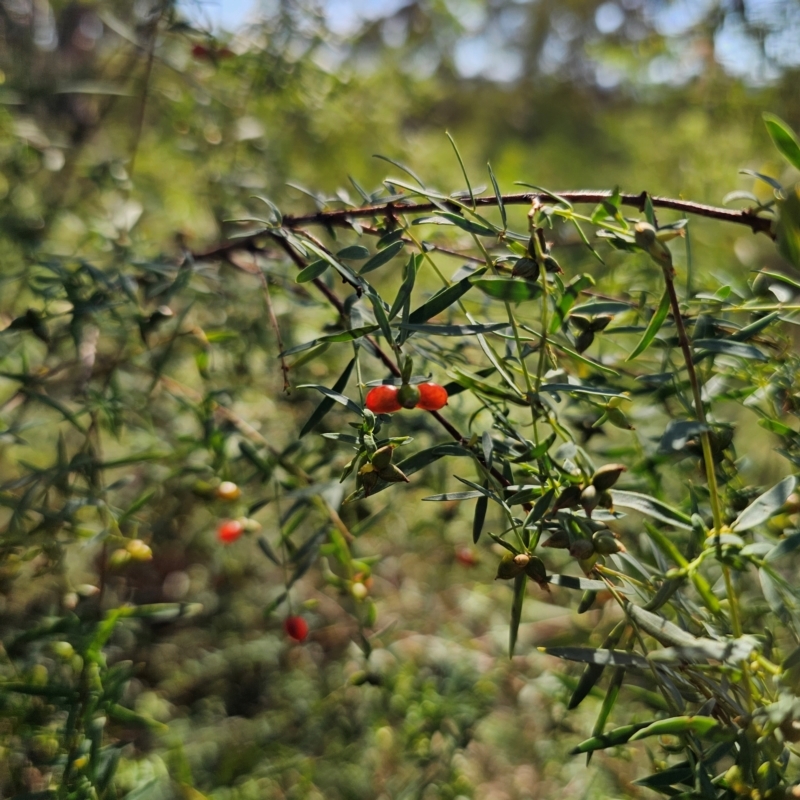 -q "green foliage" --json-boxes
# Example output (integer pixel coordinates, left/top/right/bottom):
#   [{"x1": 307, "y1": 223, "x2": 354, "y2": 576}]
[{"x1": 3, "y1": 2, "x2": 800, "y2": 799}]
